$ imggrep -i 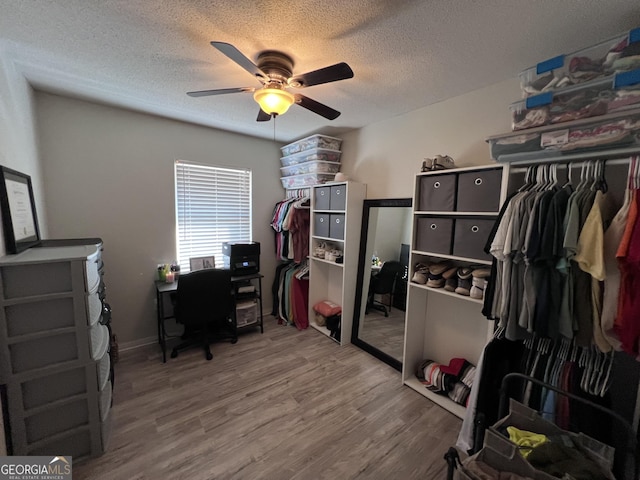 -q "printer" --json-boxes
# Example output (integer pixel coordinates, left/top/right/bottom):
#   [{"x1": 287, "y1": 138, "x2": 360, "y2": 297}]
[{"x1": 222, "y1": 241, "x2": 260, "y2": 275}]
